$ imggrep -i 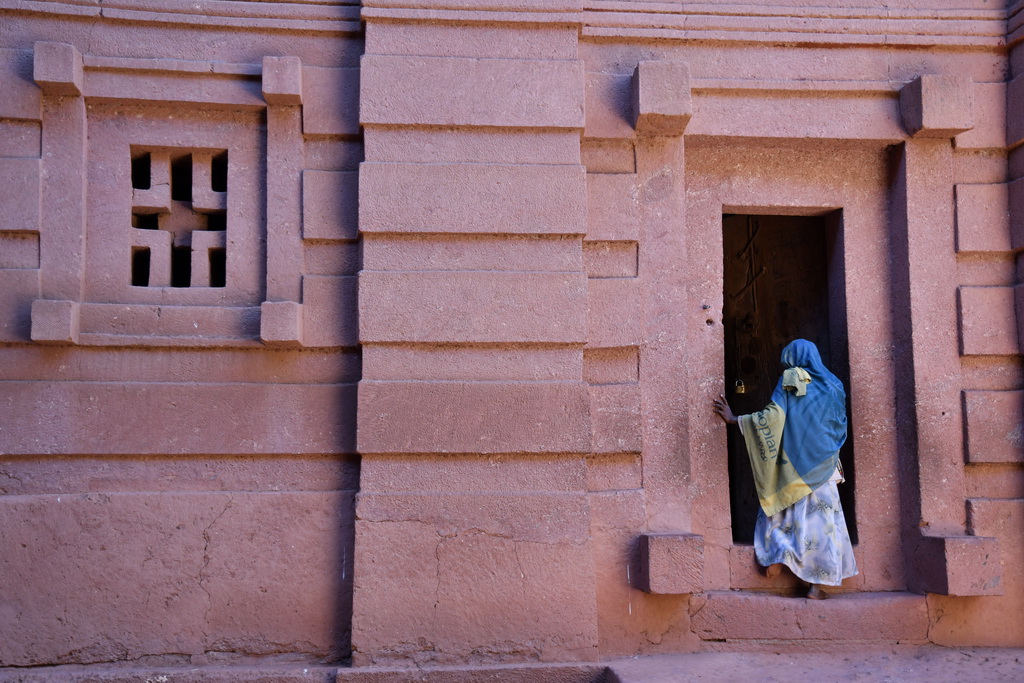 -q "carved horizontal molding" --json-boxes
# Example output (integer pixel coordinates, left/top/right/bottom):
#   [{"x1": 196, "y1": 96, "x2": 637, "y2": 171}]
[
  {"x1": 362, "y1": 0, "x2": 581, "y2": 11},
  {"x1": 0, "y1": 0, "x2": 362, "y2": 33},
  {"x1": 361, "y1": 2, "x2": 1010, "y2": 50},
  {"x1": 74, "y1": 304, "x2": 263, "y2": 347},
  {"x1": 692, "y1": 77, "x2": 898, "y2": 95},
  {"x1": 84, "y1": 55, "x2": 261, "y2": 77},
  {"x1": 361, "y1": 6, "x2": 581, "y2": 25},
  {"x1": 583, "y1": 1, "x2": 1008, "y2": 49},
  {"x1": 4, "y1": 0, "x2": 1014, "y2": 47},
  {"x1": 77, "y1": 55, "x2": 263, "y2": 107}
]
